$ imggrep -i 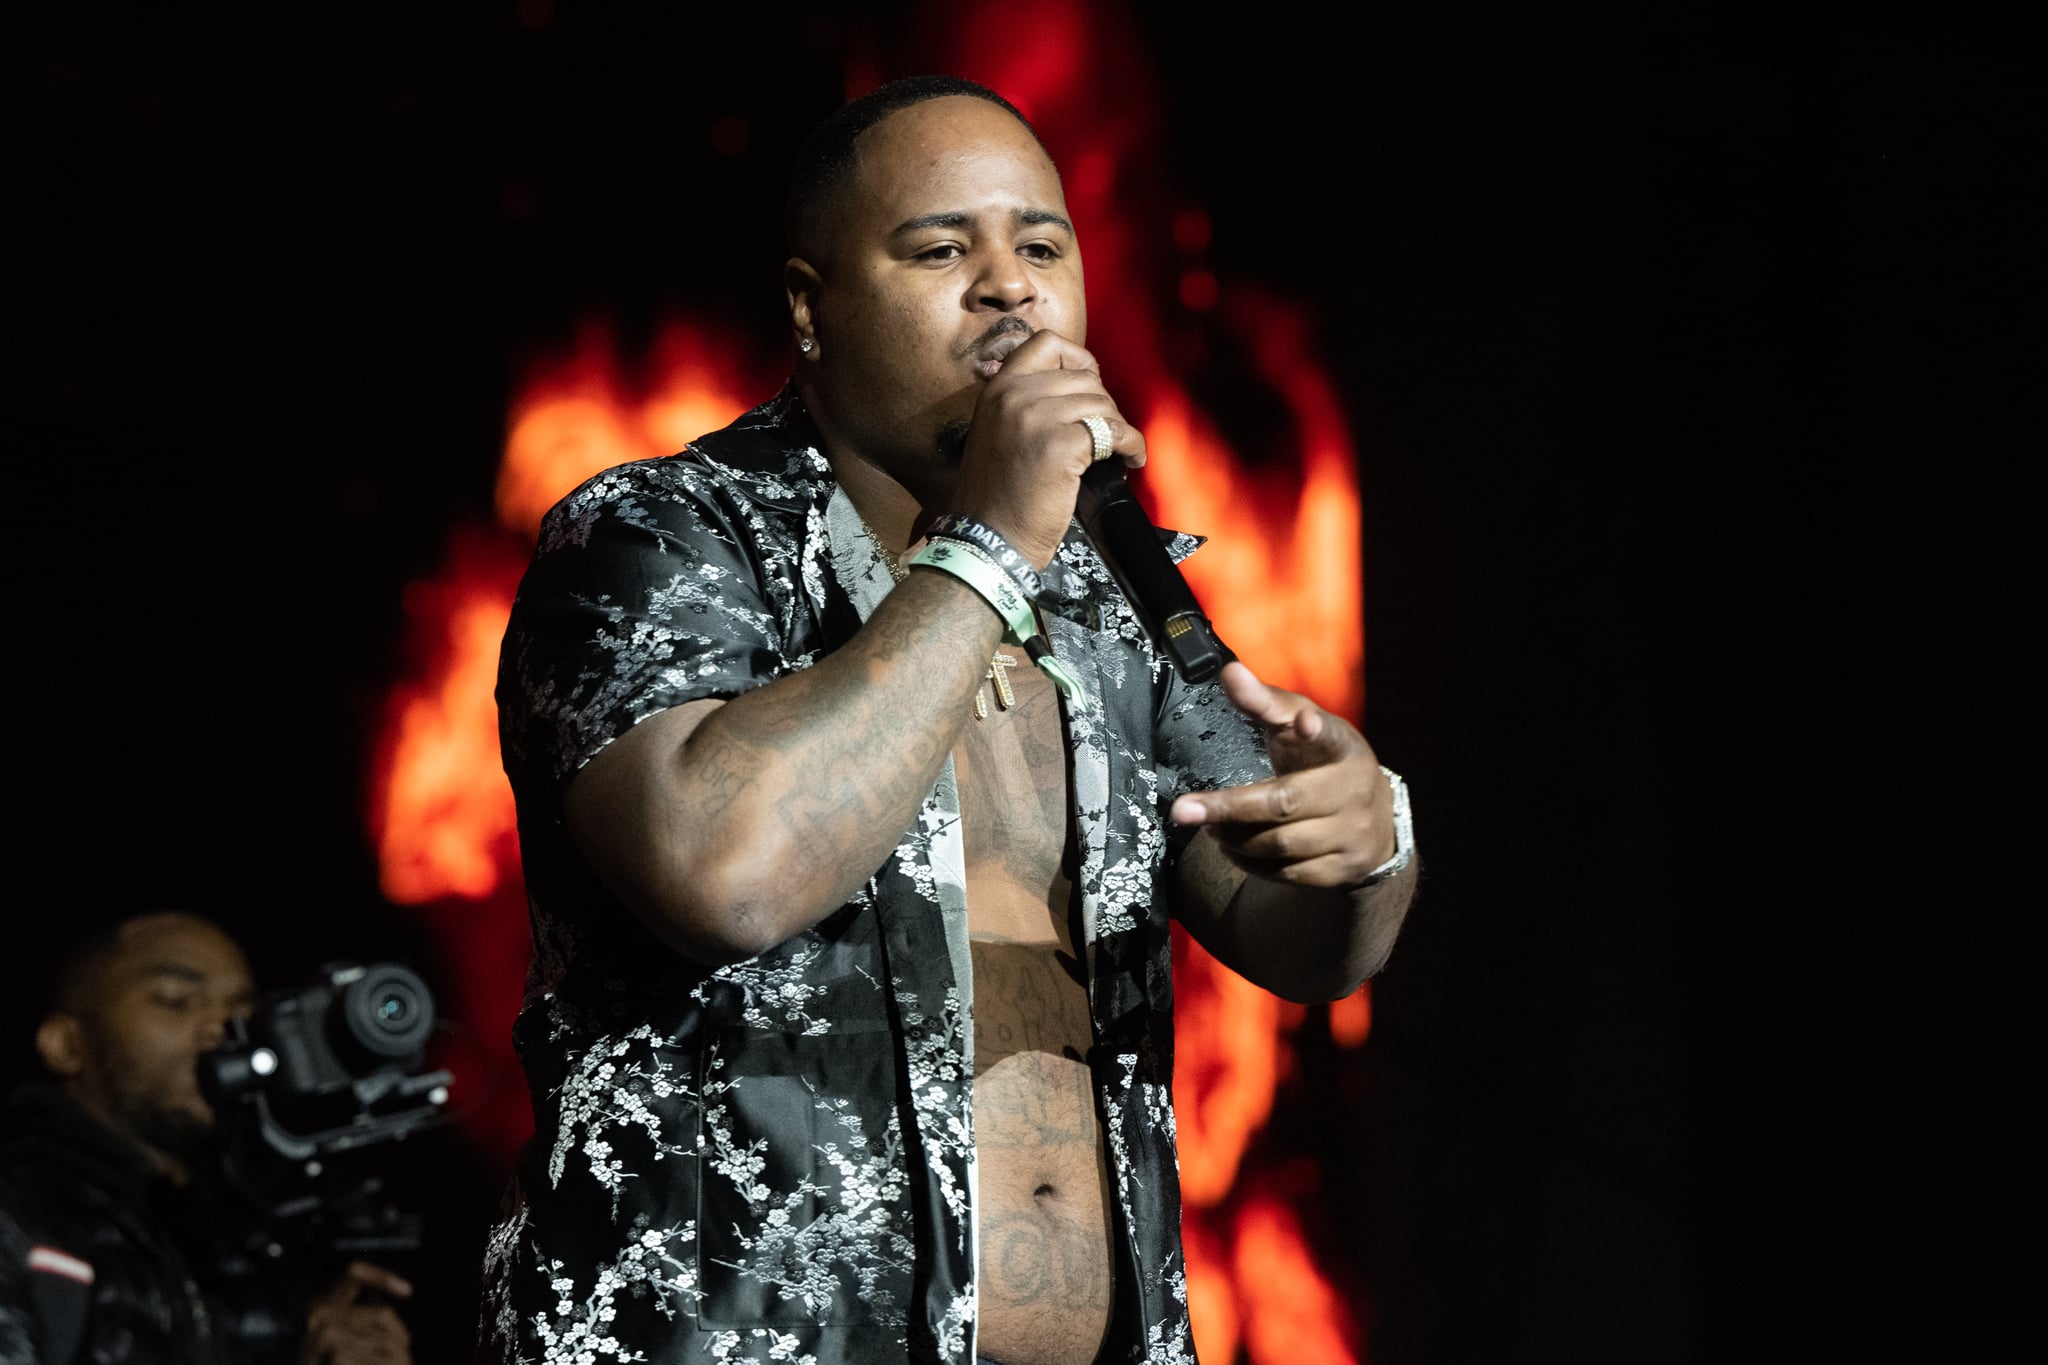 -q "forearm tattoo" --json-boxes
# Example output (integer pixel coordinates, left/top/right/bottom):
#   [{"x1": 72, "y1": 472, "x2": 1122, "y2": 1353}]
[{"x1": 705, "y1": 573, "x2": 1000, "y2": 875}]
